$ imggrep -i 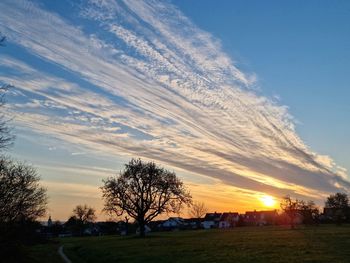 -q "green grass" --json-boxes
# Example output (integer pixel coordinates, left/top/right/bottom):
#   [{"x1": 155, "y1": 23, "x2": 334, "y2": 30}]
[
  {"x1": 21, "y1": 241, "x2": 62, "y2": 263},
  {"x1": 26, "y1": 225, "x2": 350, "y2": 263}
]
